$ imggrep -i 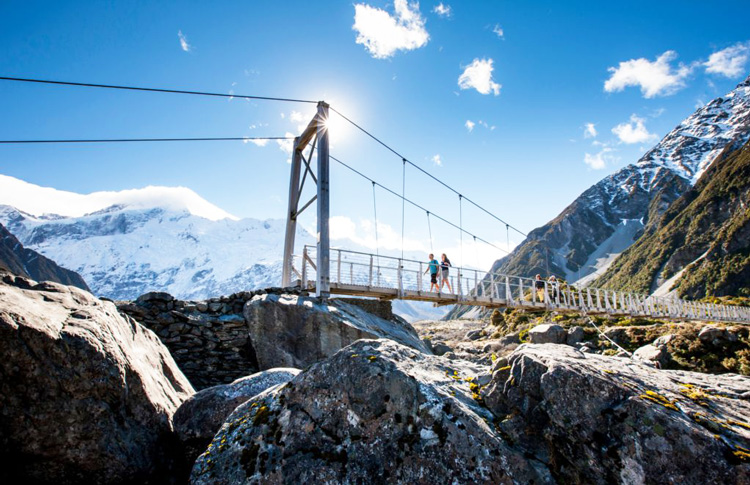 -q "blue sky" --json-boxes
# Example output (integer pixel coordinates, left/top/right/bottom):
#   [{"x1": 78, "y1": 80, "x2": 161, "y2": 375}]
[{"x1": 1, "y1": 0, "x2": 749, "y2": 268}]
